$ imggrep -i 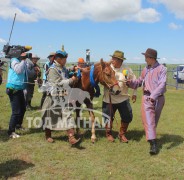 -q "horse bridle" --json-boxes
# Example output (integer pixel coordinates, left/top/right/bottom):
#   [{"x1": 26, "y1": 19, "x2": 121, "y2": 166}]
[{"x1": 100, "y1": 65, "x2": 119, "y2": 90}]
